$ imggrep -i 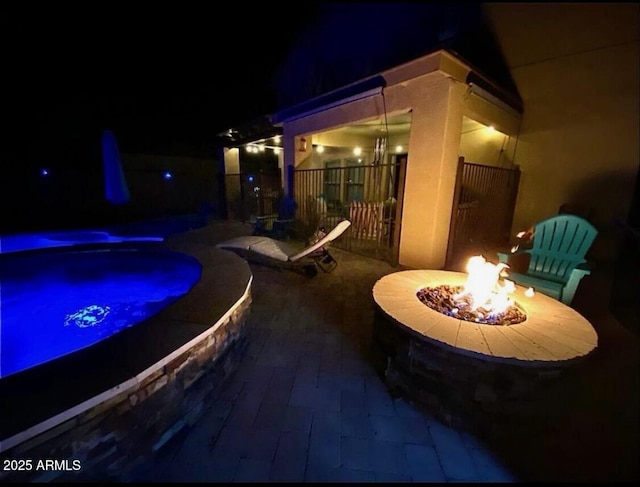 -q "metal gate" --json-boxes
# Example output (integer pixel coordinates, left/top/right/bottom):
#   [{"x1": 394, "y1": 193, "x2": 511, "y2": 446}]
[
  {"x1": 293, "y1": 157, "x2": 407, "y2": 265},
  {"x1": 446, "y1": 157, "x2": 521, "y2": 268}
]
